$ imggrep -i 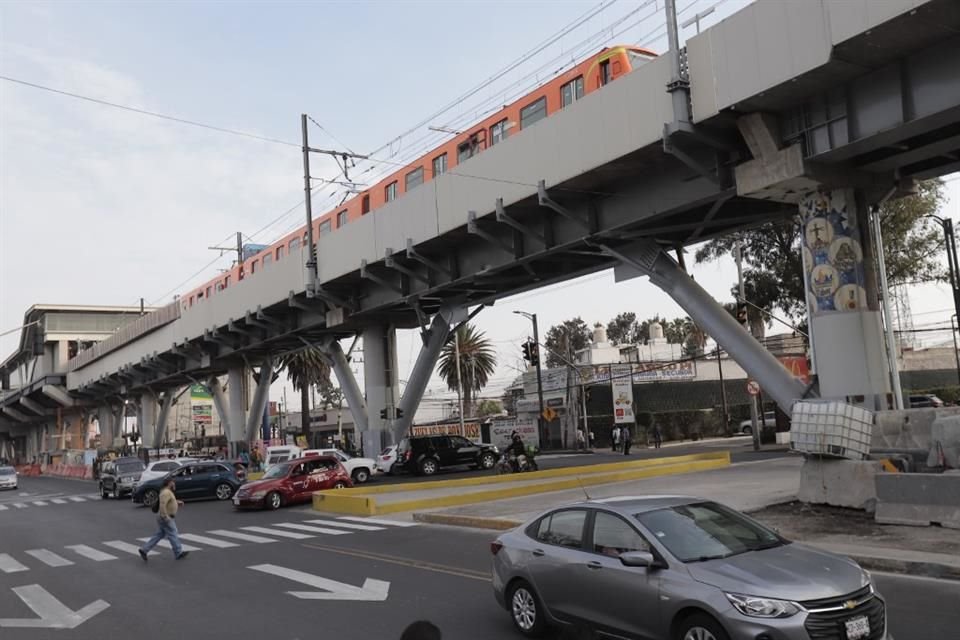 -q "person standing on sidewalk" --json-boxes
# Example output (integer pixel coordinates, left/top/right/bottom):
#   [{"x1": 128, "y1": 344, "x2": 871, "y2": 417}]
[
  {"x1": 652, "y1": 424, "x2": 663, "y2": 449},
  {"x1": 611, "y1": 426, "x2": 620, "y2": 452},
  {"x1": 139, "y1": 476, "x2": 189, "y2": 562},
  {"x1": 621, "y1": 425, "x2": 632, "y2": 455}
]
